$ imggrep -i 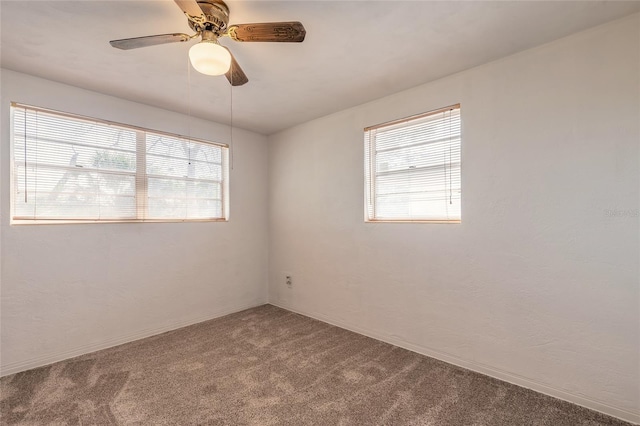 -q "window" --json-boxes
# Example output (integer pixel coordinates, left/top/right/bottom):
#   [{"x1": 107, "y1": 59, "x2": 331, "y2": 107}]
[
  {"x1": 364, "y1": 104, "x2": 461, "y2": 222},
  {"x1": 11, "y1": 103, "x2": 229, "y2": 223}
]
